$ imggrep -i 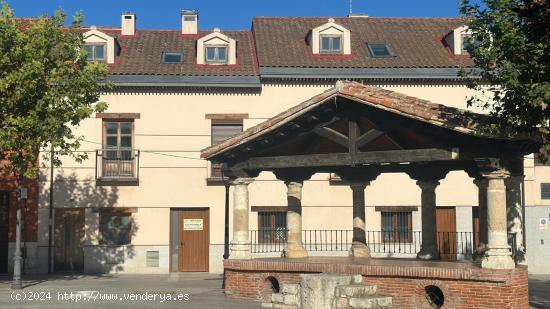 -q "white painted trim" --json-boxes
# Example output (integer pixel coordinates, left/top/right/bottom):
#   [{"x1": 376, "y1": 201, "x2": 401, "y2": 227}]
[
  {"x1": 196, "y1": 30, "x2": 236, "y2": 65},
  {"x1": 310, "y1": 19, "x2": 351, "y2": 55},
  {"x1": 83, "y1": 29, "x2": 116, "y2": 64}
]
